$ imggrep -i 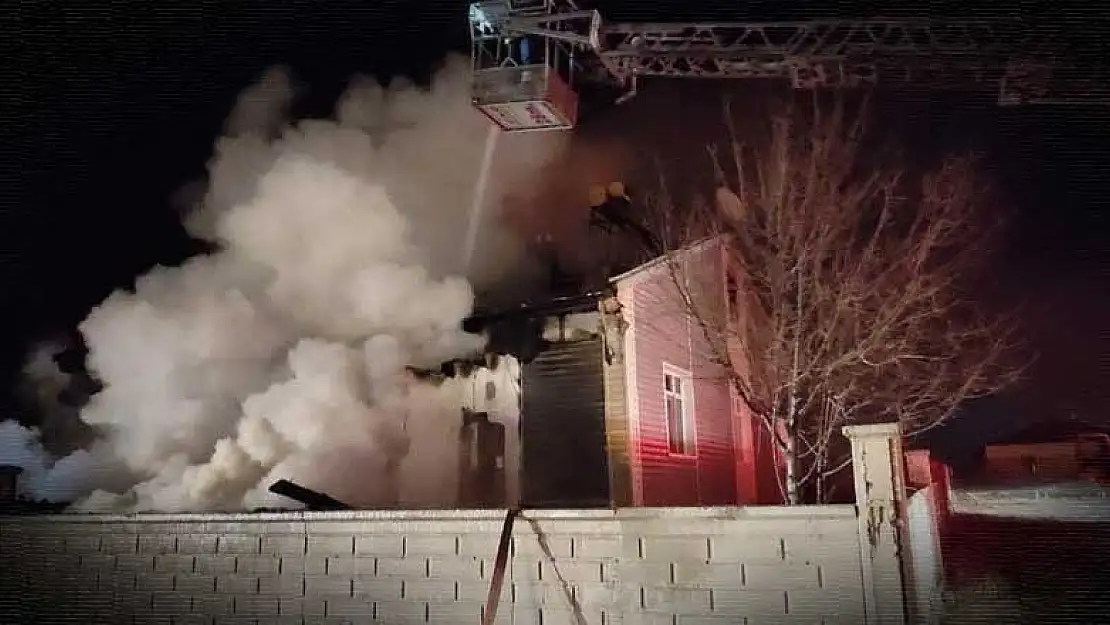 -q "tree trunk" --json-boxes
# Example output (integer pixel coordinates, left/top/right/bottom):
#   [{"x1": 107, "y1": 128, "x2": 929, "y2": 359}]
[
  {"x1": 783, "y1": 441, "x2": 800, "y2": 504},
  {"x1": 815, "y1": 454, "x2": 825, "y2": 504},
  {"x1": 784, "y1": 269, "x2": 803, "y2": 505},
  {"x1": 783, "y1": 412, "x2": 800, "y2": 505}
]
